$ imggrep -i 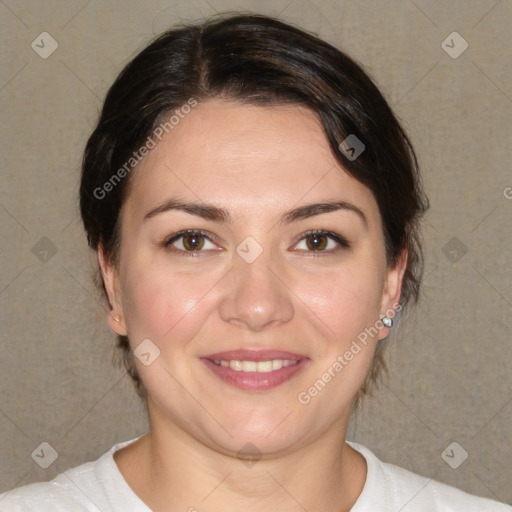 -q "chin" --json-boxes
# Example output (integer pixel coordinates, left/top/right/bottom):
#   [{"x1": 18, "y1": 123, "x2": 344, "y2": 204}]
[{"x1": 202, "y1": 410, "x2": 309, "y2": 459}]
